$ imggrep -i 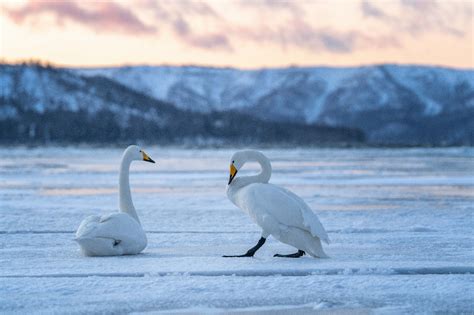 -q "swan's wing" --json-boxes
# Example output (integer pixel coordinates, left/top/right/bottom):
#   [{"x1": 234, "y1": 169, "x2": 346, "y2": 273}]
[
  {"x1": 280, "y1": 187, "x2": 330, "y2": 244},
  {"x1": 76, "y1": 213, "x2": 144, "y2": 244},
  {"x1": 75, "y1": 215, "x2": 101, "y2": 239},
  {"x1": 246, "y1": 184, "x2": 330, "y2": 244}
]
